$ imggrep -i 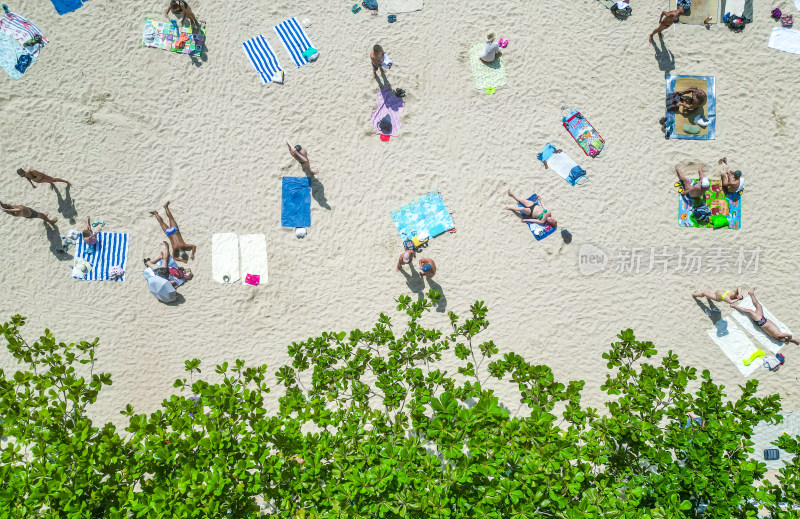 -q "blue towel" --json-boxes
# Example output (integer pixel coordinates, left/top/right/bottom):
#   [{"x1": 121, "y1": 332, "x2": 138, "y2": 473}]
[
  {"x1": 50, "y1": 0, "x2": 83, "y2": 15},
  {"x1": 665, "y1": 75, "x2": 716, "y2": 140},
  {"x1": 75, "y1": 232, "x2": 130, "y2": 281},
  {"x1": 518, "y1": 195, "x2": 557, "y2": 241},
  {"x1": 274, "y1": 17, "x2": 313, "y2": 68},
  {"x1": 281, "y1": 177, "x2": 311, "y2": 228},
  {"x1": 242, "y1": 35, "x2": 282, "y2": 84},
  {"x1": 391, "y1": 192, "x2": 455, "y2": 242}
]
